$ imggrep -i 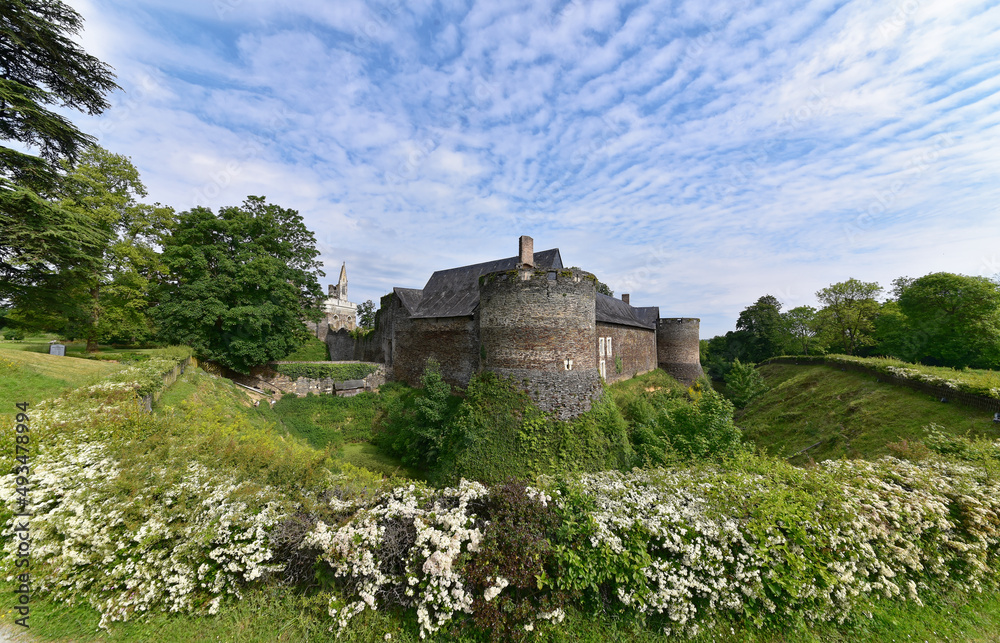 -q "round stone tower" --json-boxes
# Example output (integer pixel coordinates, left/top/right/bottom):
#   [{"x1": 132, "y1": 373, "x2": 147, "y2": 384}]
[
  {"x1": 656, "y1": 318, "x2": 703, "y2": 386},
  {"x1": 478, "y1": 268, "x2": 603, "y2": 419}
]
